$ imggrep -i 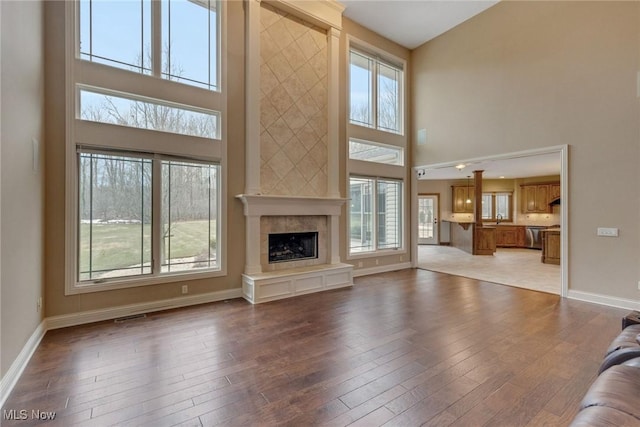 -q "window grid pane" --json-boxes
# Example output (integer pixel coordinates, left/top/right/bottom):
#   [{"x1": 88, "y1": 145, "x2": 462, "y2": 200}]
[
  {"x1": 349, "y1": 48, "x2": 403, "y2": 134},
  {"x1": 162, "y1": 0, "x2": 219, "y2": 90},
  {"x1": 349, "y1": 139, "x2": 404, "y2": 166},
  {"x1": 377, "y1": 179, "x2": 402, "y2": 249},
  {"x1": 79, "y1": 0, "x2": 152, "y2": 74},
  {"x1": 418, "y1": 197, "x2": 433, "y2": 239},
  {"x1": 78, "y1": 152, "x2": 152, "y2": 281},
  {"x1": 161, "y1": 161, "x2": 219, "y2": 273},
  {"x1": 349, "y1": 177, "x2": 374, "y2": 253},
  {"x1": 481, "y1": 194, "x2": 492, "y2": 219},
  {"x1": 349, "y1": 51, "x2": 374, "y2": 127},
  {"x1": 377, "y1": 62, "x2": 400, "y2": 133},
  {"x1": 79, "y1": 88, "x2": 220, "y2": 139},
  {"x1": 496, "y1": 193, "x2": 510, "y2": 219}
]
